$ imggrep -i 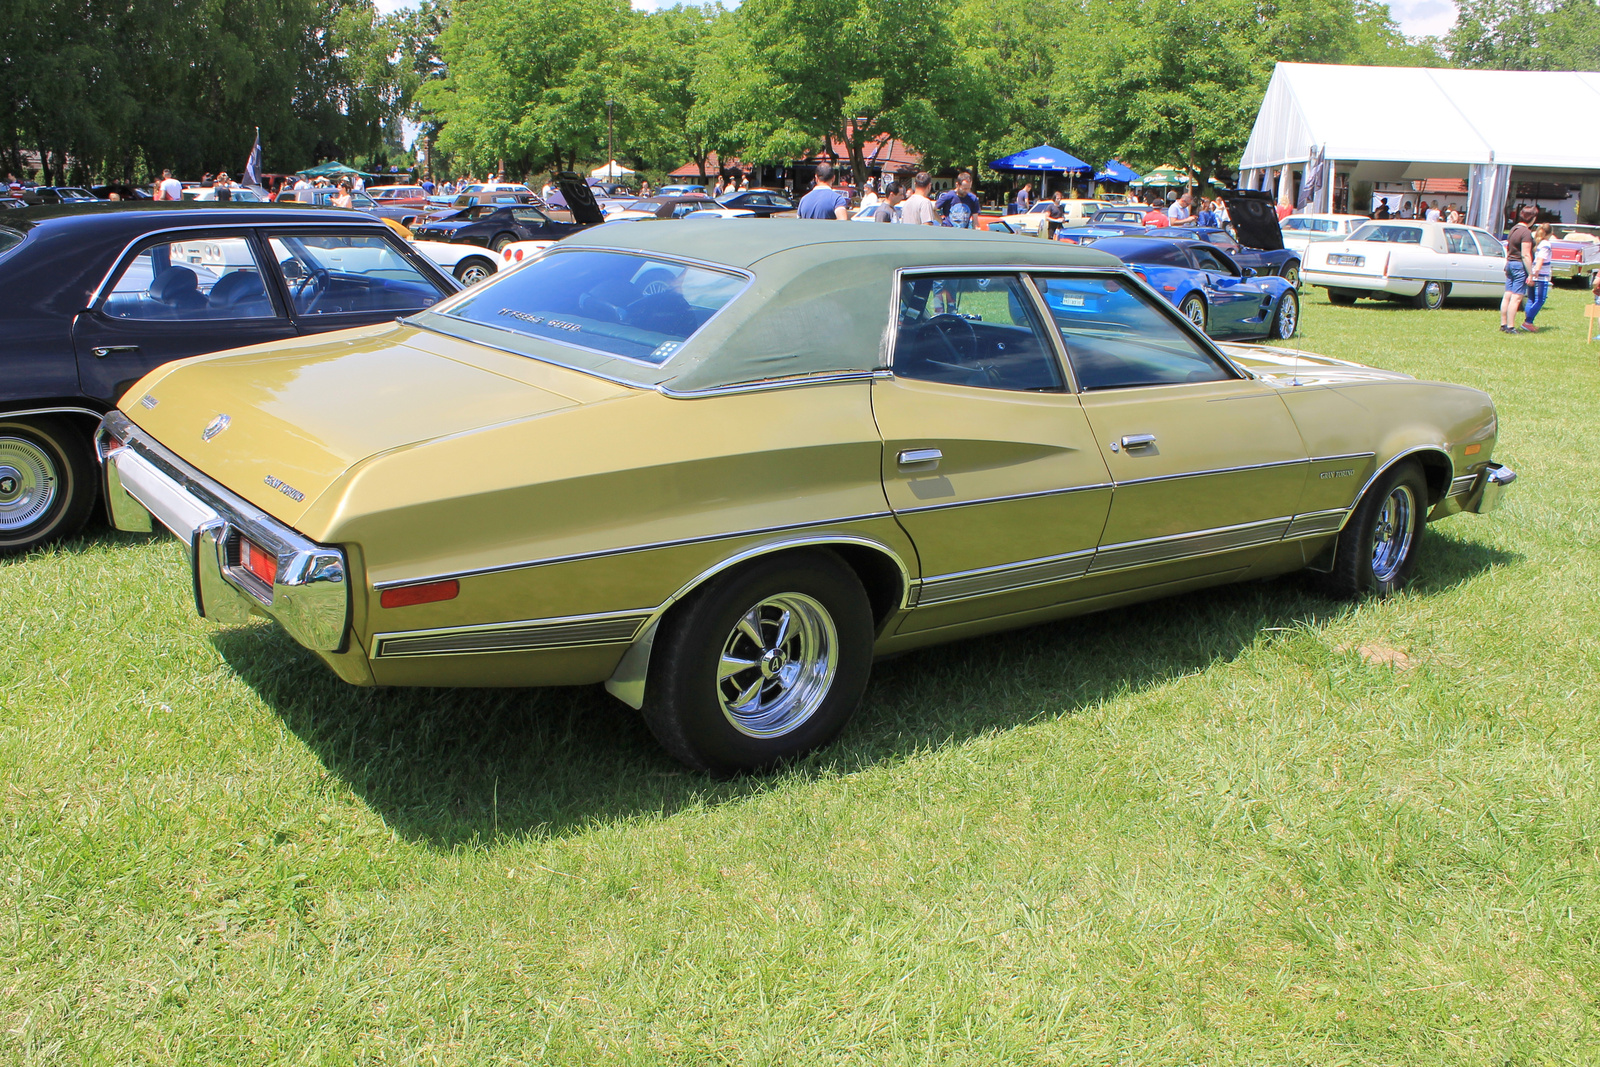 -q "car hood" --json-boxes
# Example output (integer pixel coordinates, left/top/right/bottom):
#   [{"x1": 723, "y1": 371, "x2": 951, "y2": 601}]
[
  {"x1": 1220, "y1": 344, "x2": 1414, "y2": 385},
  {"x1": 120, "y1": 321, "x2": 630, "y2": 531},
  {"x1": 1221, "y1": 191, "x2": 1285, "y2": 252},
  {"x1": 554, "y1": 171, "x2": 607, "y2": 227}
]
